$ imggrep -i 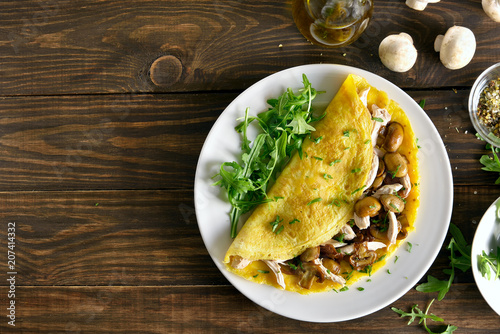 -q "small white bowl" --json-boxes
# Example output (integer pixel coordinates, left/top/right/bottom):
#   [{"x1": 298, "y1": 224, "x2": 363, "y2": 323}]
[{"x1": 469, "y1": 62, "x2": 500, "y2": 147}]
